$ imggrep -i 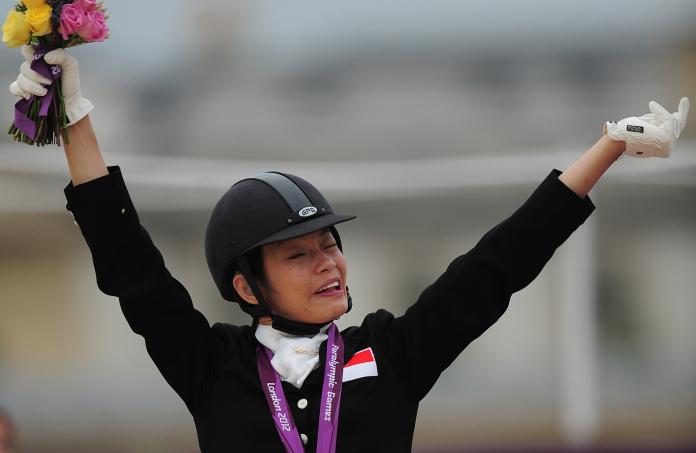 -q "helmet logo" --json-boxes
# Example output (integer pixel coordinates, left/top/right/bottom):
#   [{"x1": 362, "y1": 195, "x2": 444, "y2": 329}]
[{"x1": 298, "y1": 206, "x2": 318, "y2": 217}]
